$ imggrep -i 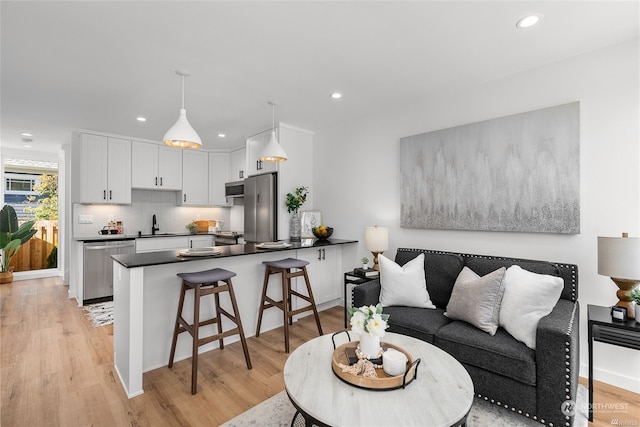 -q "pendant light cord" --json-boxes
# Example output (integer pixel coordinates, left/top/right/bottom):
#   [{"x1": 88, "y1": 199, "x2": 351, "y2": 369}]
[
  {"x1": 272, "y1": 103, "x2": 275, "y2": 131},
  {"x1": 181, "y1": 75, "x2": 185, "y2": 109}
]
